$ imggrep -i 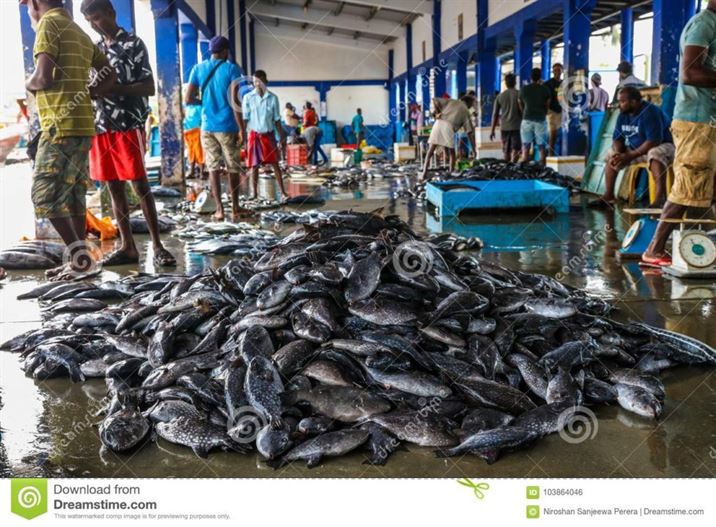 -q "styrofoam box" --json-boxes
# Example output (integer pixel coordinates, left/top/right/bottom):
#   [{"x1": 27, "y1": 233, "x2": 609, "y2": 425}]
[{"x1": 546, "y1": 156, "x2": 586, "y2": 180}]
